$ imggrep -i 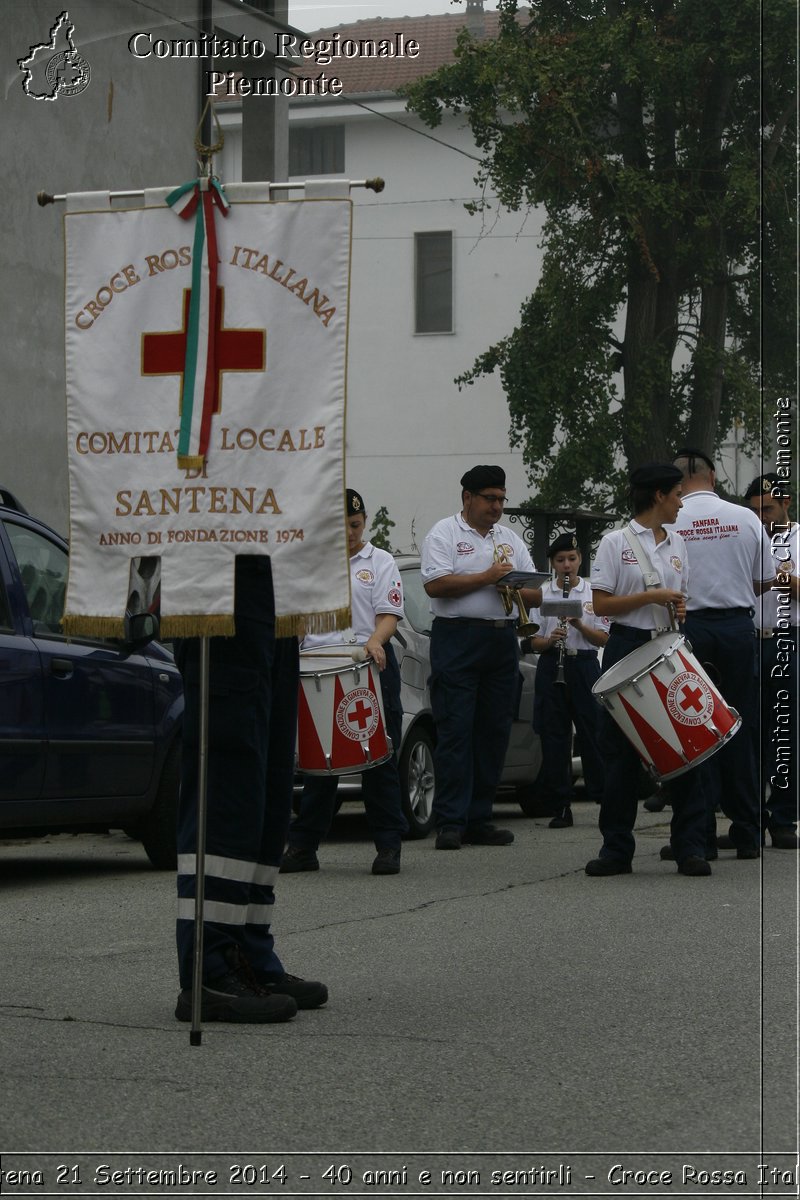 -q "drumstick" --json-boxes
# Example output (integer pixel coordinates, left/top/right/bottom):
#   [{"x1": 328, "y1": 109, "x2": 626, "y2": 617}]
[{"x1": 300, "y1": 647, "x2": 368, "y2": 662}]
